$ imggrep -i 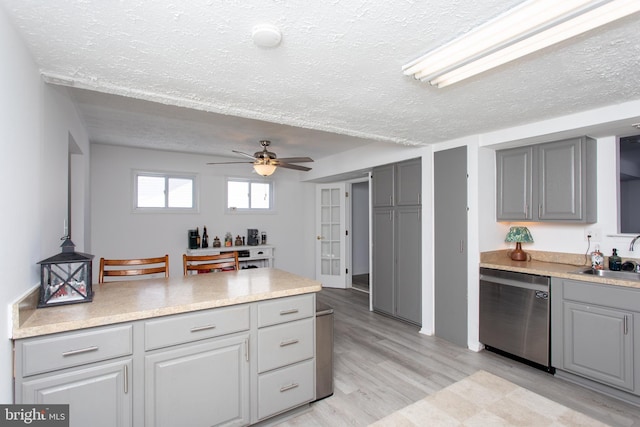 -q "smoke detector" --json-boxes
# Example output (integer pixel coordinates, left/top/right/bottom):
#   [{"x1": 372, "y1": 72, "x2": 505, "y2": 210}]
[{"x1": 252, "y1": 24, "x2": 282, "y2": 48}]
